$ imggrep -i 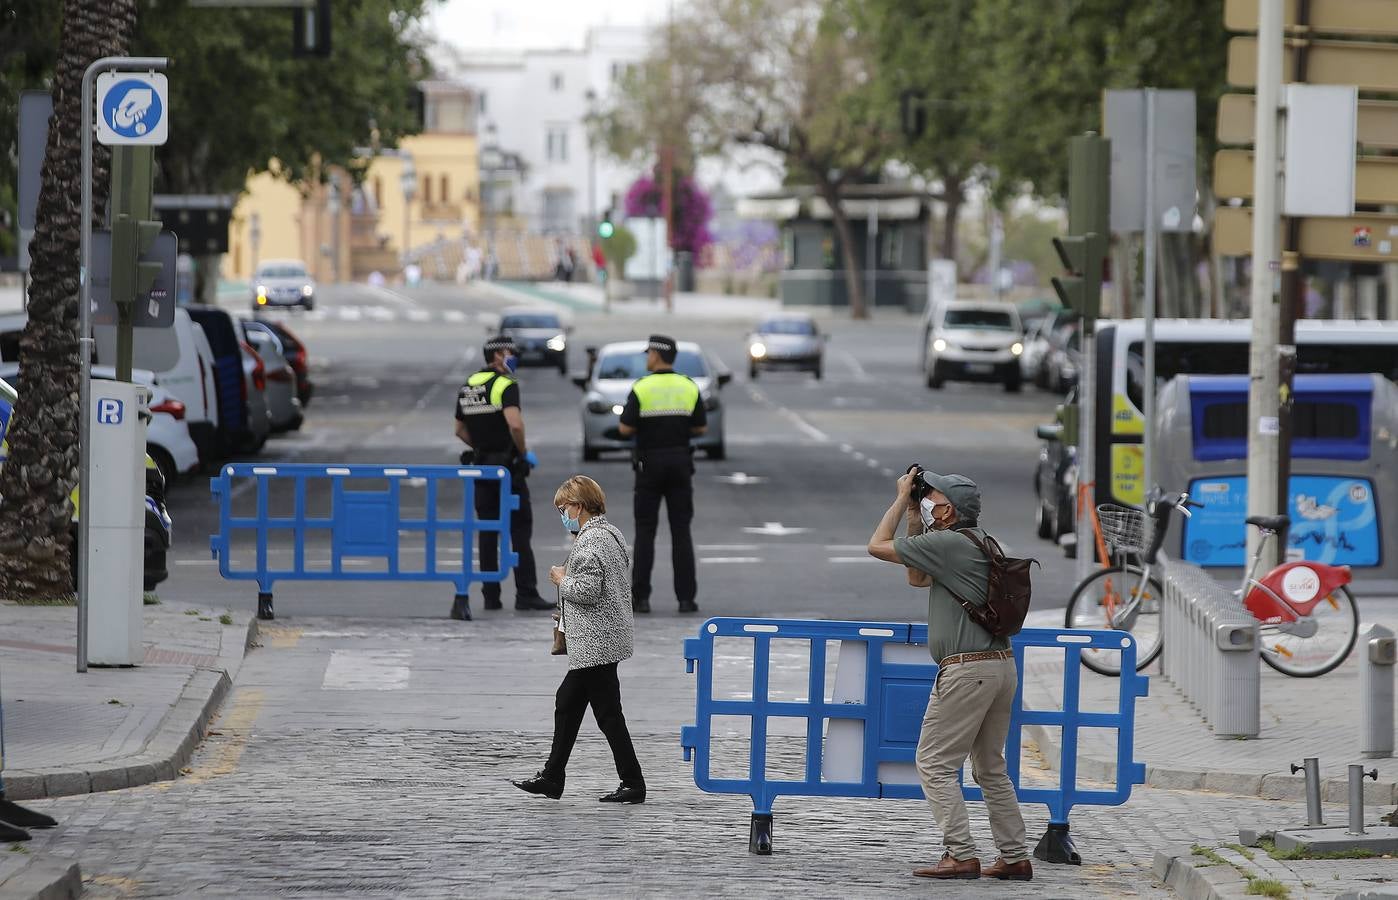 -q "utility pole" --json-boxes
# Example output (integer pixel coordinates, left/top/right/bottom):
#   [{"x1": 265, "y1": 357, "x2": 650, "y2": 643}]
[
  {"x1": 1245, "y1": 0, "x2": 1284, "y2": 569},
  {"x1": 108, "y1": 147, "x2": 162, "y2": 383}
]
